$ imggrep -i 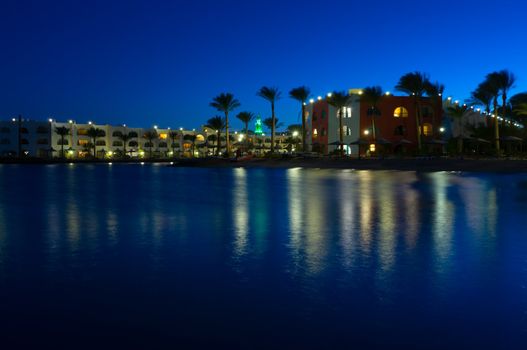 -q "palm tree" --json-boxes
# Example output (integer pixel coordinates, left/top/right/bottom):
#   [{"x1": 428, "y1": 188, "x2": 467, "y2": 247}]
[
  {"x1": 169, "y1": 131, "x2": 179, "y2": 158},
  {"x1": 143, "y1": 129, "x2": 158, "y2": 158},
  {"x1": 257, "y1": 86, "x2": 281, "y2": 153},
  {"x1": 395, "y1": 72, "x2": 430, "y2": 152},
  {"x1": 289, "y1": 86, "x2": 311, "y2": 151},
  {"x1": 424, "y1": 81, "x2": 445, "y2": 137},
  {"x1": 236, "y1": 111, "x2": 255, "y2": 152},
  {"x1": 54, "y1": 126, "x2": 69, "y2": 158},
  {"x1": 361, "y1": 86, "x2": 384, "y2": 143},
  {"x1": 210, "y1": 93, "x2": 240, "y2": 157},
  {"x1": 118, "y1": 132, "x2": 131, "y2": 157},
  {"x1": 484, "y1": 72, "x2": 505, "y2": 152},
  {"x1": 327, "y1": 91, "x2": 350, "y2": 155},
  {"x1": 467, "y1": 81, "x2": 494, "y2": 126},
  {"x1": 263, "y1": 117, "x2": 283, "y2": 132},
  {"x1": 87, "y1": 127, "x2": 105, "y2": 158},
  {"x1": 206, "y1": 116, "x2": 226, "y2": 156},
  {"x1": 493, "y1": 70, "x2": 516, "y2": 150},
  {"x1": 183, "y1": 134, "x2": 197, "y2": 157},
  {"x1": 446, "y1": 103, "x2": 470, "y2": 154}
]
